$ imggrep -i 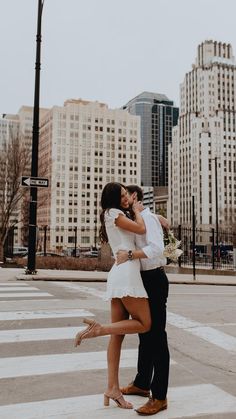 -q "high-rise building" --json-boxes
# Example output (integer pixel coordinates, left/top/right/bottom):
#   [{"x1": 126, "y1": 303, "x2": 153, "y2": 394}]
[
  {"x1": 0, "y1": 107, "x2": 48, "y2": 248},
  {"x1": 123, "y1": 92, "x2": 179, "y2": 187},
  {"x1": 37, "y1": 99, "x2": 141, "y2": 251},
  {"x1": 168, "y1": 40, "x2": 236, "y2": 229},
  {"x1": 143, "y1": 186, "x2": 154, "y2": 212}
]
